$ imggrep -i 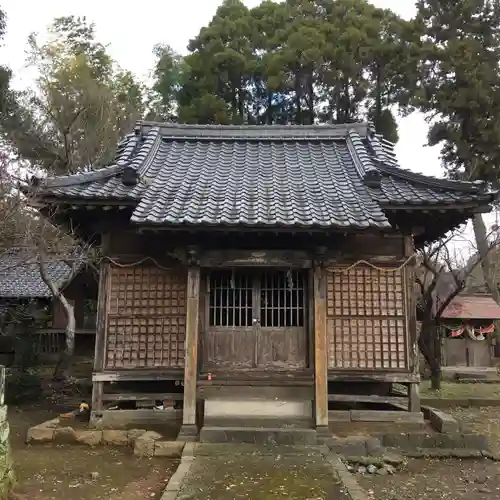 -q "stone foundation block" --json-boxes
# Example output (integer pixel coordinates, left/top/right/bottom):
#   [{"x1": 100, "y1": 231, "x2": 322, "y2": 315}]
[
  {"x1": 328, "y1": 437, "x2": 367, "y2": 456},
  {"x1": 27, "y1": 426, "x2": 54, "y2": 443},
  {"x1": 54, "y1": 427, "x2": 77, "y2": 444},
  {"x1": 134, "y1": 431, "x2": 164, "y2": 457},
  {"x1": 154, "y1": 441, "x2": 185, "y2": 458},
  {"x1": 76, "y1": 430, "x2": 102, "y2": 446},
  {"x1": 127, "y1": 429, "x2": 147, "y2": 445},
  {"x1": 462, "y1": 433, "x2": 490, "y2": 451},
  {"x1": 366, "y1": 437, "x2": 383, "y2": 457},
  {"x1": 381, "y1": 433, "x2": 410, "y2": 450},
  {"x1": 103, "y1": 430, "x2": 129, "y2": 446}
]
